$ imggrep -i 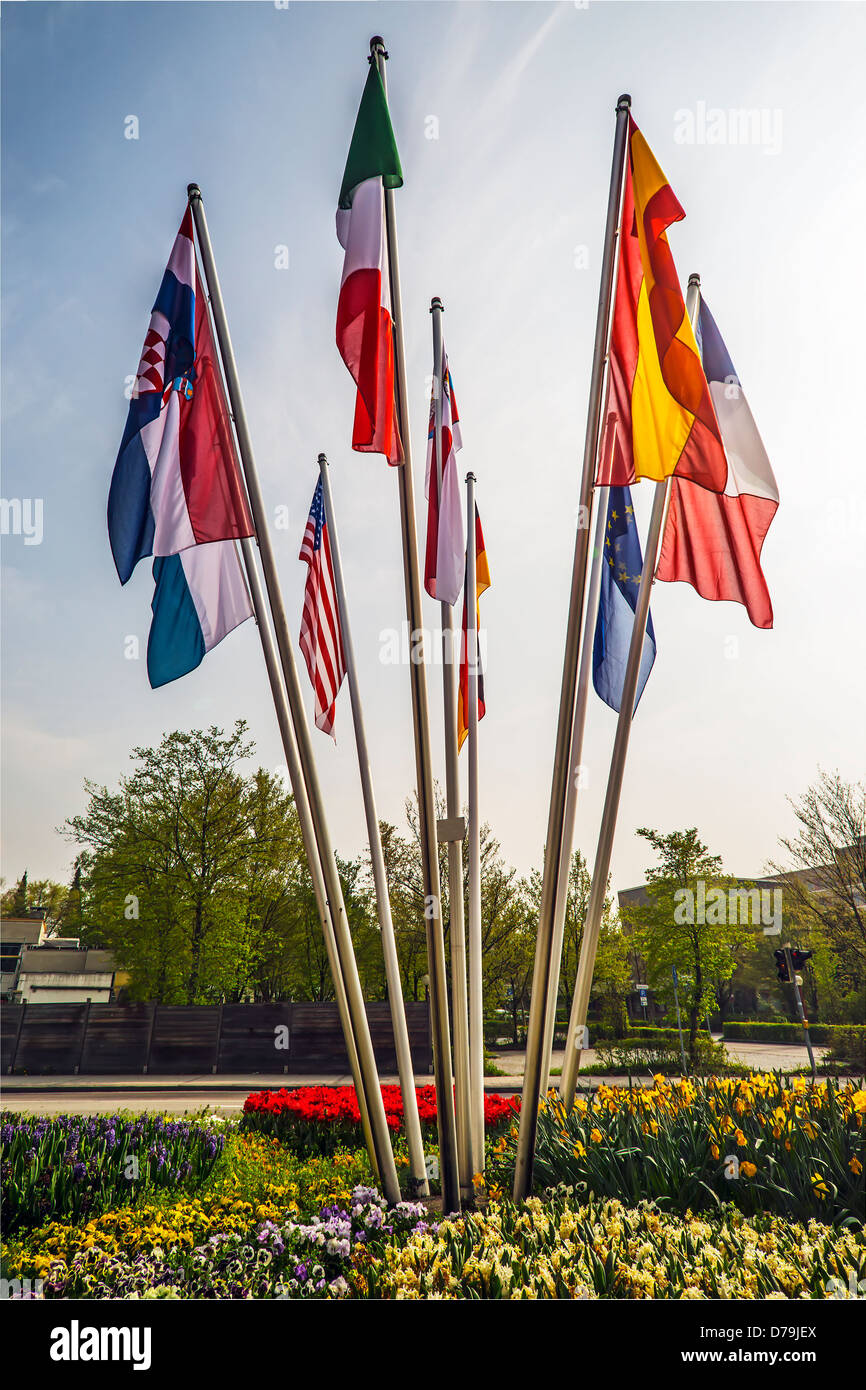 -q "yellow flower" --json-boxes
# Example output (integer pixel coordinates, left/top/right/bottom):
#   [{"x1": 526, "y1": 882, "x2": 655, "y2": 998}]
[
  {"x1": 710, "y1": 1144, "x2": 720, "y2": 1161},
  {"x1": 740, "y1": 1162, "x2": 757, "y2": 1178},
  {"x1": 811, "y1": 1174, "x2": 830, "y2": 1198},
  {"x1": 848, "y1": 1156, "x2": 862, "y2": 1176},
  {"x1": 589, "y1": 1128, "x2": 603, "y2": 1144},
  {"x1": 735, "y1": 1129, "x2": 747, "y2": 1148}
]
